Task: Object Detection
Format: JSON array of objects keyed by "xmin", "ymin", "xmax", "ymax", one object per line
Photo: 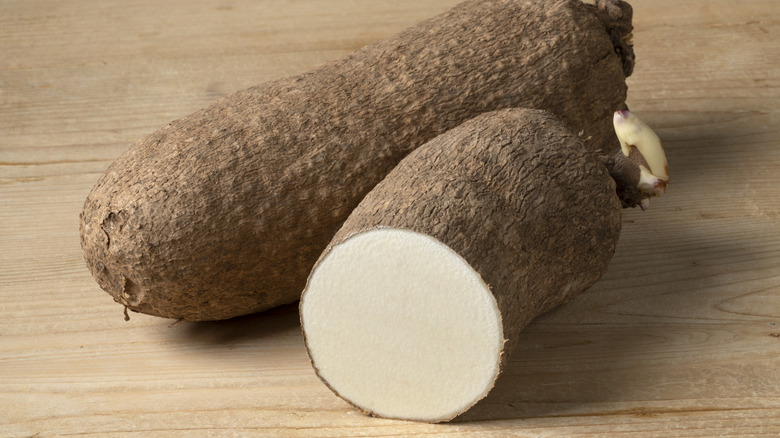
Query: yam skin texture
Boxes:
[
  {"xmin": 80, "ymin": 0, "xmax": 634, "ymax": 321},
  {"xmin": 300, "ymin": 108, "xmax": 622, "ymax": 422}
]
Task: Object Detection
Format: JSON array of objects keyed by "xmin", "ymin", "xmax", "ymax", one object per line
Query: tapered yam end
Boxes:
[{"xmin": 300, "ymin": 228, "xmax": 504, "ymax": 423}]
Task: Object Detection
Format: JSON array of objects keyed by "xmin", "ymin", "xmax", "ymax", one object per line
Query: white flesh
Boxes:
[{"xmin": 301, "ymin": 228, "xmax": 505, "ymax": 422}]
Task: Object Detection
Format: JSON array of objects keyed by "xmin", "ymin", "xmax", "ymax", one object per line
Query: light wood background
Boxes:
[{"xmin": 2, "ymin": 0, "xmax": 779, "ymax": 436}]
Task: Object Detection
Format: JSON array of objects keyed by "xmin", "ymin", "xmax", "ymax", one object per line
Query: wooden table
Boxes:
[{"xmin": 2, "ymin": 0, "xmax": 778, "ymax": 436}]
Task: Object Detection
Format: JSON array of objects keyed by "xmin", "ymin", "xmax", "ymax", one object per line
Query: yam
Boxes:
[
  {"xmin": 300, "ymin": 108, "xmax": 622, "ymax": 422},
  {"xmin": 80, "ymin": 0, "xmax": 634, "ymax": 320}
]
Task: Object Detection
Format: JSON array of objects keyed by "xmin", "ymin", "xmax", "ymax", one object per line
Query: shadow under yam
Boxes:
[{"xmin": 168, "ymin": 302, "xmax": 301, "ymax": 346}]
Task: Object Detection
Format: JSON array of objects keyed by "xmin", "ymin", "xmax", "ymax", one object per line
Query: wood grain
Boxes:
[{"xmin": 1, "ymin": 0, "xmax": 779, "ymax": 436}]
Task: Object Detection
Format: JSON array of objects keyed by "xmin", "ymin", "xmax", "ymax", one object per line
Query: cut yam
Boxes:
[{"xmin": 300, "ymin": 108, "xmax": 622, "ymax": 422}]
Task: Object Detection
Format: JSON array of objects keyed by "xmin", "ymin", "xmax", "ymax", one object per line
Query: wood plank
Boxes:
[{"xmin": 1, "ymin": 0, "xmax": 779, "ymax": 436}]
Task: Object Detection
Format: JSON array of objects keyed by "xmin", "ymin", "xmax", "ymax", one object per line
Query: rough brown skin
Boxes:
[
  {"xmin": 80, "ymin": 0, "xmax": 634, "ymax": 321},
  {"xmin": 302, "ymin": 108, "xmax": 622, "ymax": 421},
  {"xmin": 606, "ymin": 144, "xmax": 653, "ymax": 208}
]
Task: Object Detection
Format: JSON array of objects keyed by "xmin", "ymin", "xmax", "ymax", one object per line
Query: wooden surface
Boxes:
[{"xmin": 1, "ymin": 0, "xmax": 779, "ymax": 436}]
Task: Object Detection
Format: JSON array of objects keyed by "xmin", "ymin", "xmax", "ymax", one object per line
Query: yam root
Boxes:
[
  {"xmin": 300, "ymin": 108, "xmax": 622, "ymax": 422},
  {"xmin": 80, "ymin": 0, "xmax": 635, "ymax": 321}
]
